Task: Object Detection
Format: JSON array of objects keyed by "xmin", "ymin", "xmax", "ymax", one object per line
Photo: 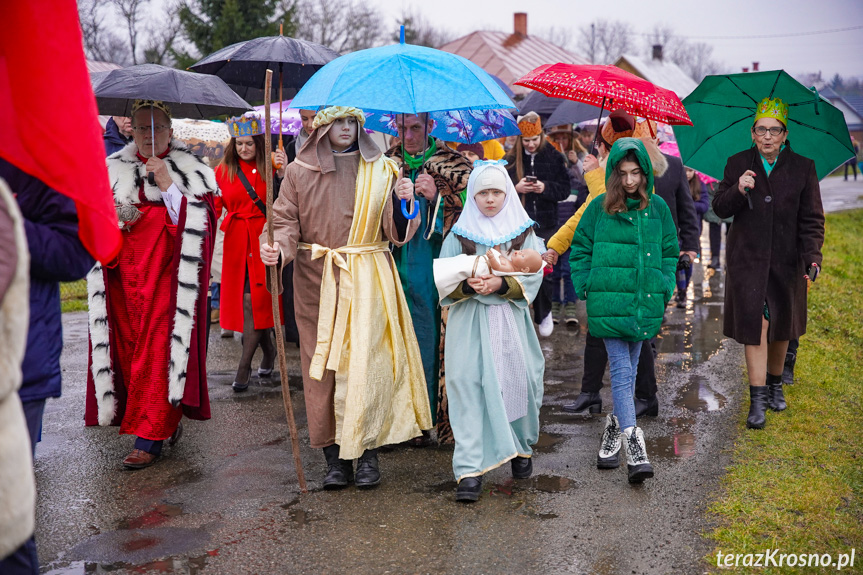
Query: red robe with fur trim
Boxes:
[{"xmin": 85, "ymin": 141, "xmax": 216, "ymax": 439}]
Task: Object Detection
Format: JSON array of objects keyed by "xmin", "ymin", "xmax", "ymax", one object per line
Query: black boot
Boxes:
[
  {"xmin": 766, "ymin": 373, "xmax": 787, "ymax": 412},
  {"xmin": 634, "ymin": 395, "xmax": 659, "ymax": 418},
  {"xmin": 746, "ymin": 386, "xmax": 769, "ymax": 429},
  {"xmin": 562, "ymin": 392, "xmax": 602, "ymax": 414},
  {"xmin": 511, "ymin": 456, "xmax": 533, "ymax": 479},
  {"xmin": 456, "ymin": 476, "xmax": 482, "ymax": 502},
  {"xmin": 322, "ymin": 444, "xmax": 353, "ymax": 490},
  {"xmin": 781, "ymin": 351, "xmax": 796, "ymax": 385},
  {"xmin": 355, "ymin": 449, "xmax": 381, "ymax": 488}
]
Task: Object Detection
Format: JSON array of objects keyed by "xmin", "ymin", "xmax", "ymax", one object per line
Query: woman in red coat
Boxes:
[{"xmin": 215, "ymin": 116, "xmax": 286, "ymax": 391}]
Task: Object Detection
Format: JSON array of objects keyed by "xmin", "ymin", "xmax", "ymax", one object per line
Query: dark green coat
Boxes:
[{"xmin": 569, "ymin": 138, "xmax": 679, "ymax": 341}]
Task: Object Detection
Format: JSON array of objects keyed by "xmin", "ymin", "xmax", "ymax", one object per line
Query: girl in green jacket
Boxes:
[{"xmin": 569, "ymin": 138, "xmax": 678, "ymax": 483}]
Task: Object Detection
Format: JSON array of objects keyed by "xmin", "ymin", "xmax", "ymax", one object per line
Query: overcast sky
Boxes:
[{"xmin": 368, "ymin": 0, "xmax": 863, "ymax": 79}]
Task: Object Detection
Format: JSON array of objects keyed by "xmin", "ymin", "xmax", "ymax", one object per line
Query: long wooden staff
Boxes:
[{"xmin": 264, "ymin": 69, "xmax": 307, "ymax": 493}]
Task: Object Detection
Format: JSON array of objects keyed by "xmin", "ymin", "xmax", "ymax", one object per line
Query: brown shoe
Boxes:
[
  {"xmin": 168, "ymin": 422, "xmax": 183, "ymax": 446},
  {"xmin": 122, "ymin": 449, "xmax": 159, "ymax": 469}
]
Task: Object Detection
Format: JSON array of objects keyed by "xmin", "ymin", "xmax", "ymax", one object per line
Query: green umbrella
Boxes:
[{"xmin": 673, "ymin": 70, "xmax": 855, "ymax": 181}]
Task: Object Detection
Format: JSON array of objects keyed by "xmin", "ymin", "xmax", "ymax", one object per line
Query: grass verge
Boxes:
[
  {"xmin": 61, "ymin": 279, "xmax": 88, "ymax": 313},
  {"xmin": 706, "ymin": 209, "xmax": 863, "ymax": 572}
]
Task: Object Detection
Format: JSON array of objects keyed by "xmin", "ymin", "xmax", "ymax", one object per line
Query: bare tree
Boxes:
[
  {"xmin": 395, "ymin": 7, "xmax": 454, "ymax": 48},
  {"xmin": 112, "ymin": 0, "xmax": 148, "ymax": 65},
  {"xmin": 78, "ymin": 0, "xmax": 132, "ymax": 65},
  {"xmin": 143, "ymin": 1, "xmax": 185, "ymax": 65},
  {"xmin": 536, "ymin": 26, "xmax": 576, "ymax": 52},
  {"xmin": 577, "ymin": 20, "xmax": 635, "ymax": 65},
  {"xmin": 642, "ymin": 24, "xmax": 724, "ymax": 82},
  {"xmin": 291, "ymin": 0, "xmax": 384, "ymax": 54}
]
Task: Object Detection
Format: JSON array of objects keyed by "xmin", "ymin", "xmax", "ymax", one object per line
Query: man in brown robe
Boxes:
[{"xmin": 261, "ymin": 106, "xmax": 431, "ymax": 490}]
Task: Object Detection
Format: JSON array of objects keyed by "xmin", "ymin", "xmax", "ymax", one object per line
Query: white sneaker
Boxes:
[{"xmin": 538, "ymin": 312, "xmax": 554, "ymax": 337}]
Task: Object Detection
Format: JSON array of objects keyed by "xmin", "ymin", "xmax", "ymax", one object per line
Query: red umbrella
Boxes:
[
  {"xmin": 515, "ymin": 63, "xmax": 692, "ymax": 152},
  {"xmin": 515, "ymin": 63, "xmax": 692, "ymax": 126}
]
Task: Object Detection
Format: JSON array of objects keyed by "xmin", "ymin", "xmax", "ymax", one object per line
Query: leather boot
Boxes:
[
  {"xmin": 634, "ymin": 395, "xmax": 659, "ymax": 418},
  {"xmin": 623, "ymin": 427, "xmax": 654, "ymax": 484},
  {"xmin": 355, "ymin": 449, "xmax": 381, "ymax": 488},
  {"xmin": 456, "ymin": 476, "xmax": 482, "ymax": 502},
  {"xmin": 597, "ymin": 413, "xmax": 622, "ymax": 469},
  {"xmin": 746, "ymin": 386, "xmax": 769, "ymax": 429},
  {"xmin": 766, "ymin": 373, "xmax": 787, "ymax": 412},
  {"xmin": 511, "ymin": 456, "xmax": 533, "ymax": 479},
  {"xmin": 322, "ymin": 444, "xmax": 353, "ymax": 490},
  {"xmin": 781, "ymin": 351, "xmax": 796, "ymax": 385},
  {"xmin": 562, "ymin": 391, "xmax": 602, "ymax": 414}
]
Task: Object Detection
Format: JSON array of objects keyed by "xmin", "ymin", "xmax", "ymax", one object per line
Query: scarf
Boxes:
[
  {"xmin": 450, "ymin": 160, "xmax": 535, "ymax": 247},
  {"xmin": 402, "ymin": 137, "xmax": 437, "ymax": 175}
]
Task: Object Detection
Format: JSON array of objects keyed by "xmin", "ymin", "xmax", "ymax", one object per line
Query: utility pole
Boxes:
[{"xmin": 590, "ymin": 23, "xmax": 595, "ymax": 64}]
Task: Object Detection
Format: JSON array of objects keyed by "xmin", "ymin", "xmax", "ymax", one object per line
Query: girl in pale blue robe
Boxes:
[{"xmin": 437, "ymin": 160, "xmax": 546, "ymax": 502}]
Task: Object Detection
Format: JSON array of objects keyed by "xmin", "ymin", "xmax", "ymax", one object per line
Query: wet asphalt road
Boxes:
[
  {"xmin": 36, "ymin": 258, "xmax": 740, "ymax": 575},
  {"xmin": 33, "ymin": 179, "xmax": 863, "ymax": 575}
]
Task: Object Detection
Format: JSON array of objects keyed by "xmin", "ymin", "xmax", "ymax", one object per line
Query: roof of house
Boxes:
[
  {"xmin": 439, "ymin": 31, "xmax": 589, "ymax": 96},
  {"xmin": 615, "ymin": 54, "xmax": 697, "ymax": 99}
]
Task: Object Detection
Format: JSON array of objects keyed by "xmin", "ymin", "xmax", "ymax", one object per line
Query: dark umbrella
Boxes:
[
  {"xmin": 190, "ymin": 27, "xmax": 340, "ymax": 168},
  {"xmin": 93, "ymin": 63, "xmax": 252, "ymax": 118},
  {"xmin": 489, "ymin": 73, "xmax": 516, "ymax": 99},
  {"xmin": 546, "ymin": 100, "xmax": 610, "ymax": 127}
]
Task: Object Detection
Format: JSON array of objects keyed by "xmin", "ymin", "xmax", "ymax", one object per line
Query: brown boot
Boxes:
[{"xmin": 122, "ymin": 449, "xmax": 159, "ymax": 469}]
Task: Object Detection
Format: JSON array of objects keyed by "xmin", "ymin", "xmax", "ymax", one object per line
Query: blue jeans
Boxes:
[
  {"xmin": 550, "ymin": 248, "xmax": 577, "ymax": 304},
  {"xmin": 603, "ymin": 338, "xmax": 643, "ymax": 430}
]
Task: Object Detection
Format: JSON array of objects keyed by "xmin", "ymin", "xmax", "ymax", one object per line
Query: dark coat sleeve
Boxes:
[
  {"xmin": 23, "ymin": 193, "xmax": 95, "ymax": 282},
  {"xmin": 713, "ymin": 151, "xmax": 752, "ymax": 219},
  {"xmin": 668, "ymin": 157, "xmax": 700, "ymax": 252},
  {"xmin": 797, "ymin": 158, "xmax": 825, "ymax": 268},
  {"xmin": 540, "ymin": 148, "xmax": 572, "ymax": 203}
]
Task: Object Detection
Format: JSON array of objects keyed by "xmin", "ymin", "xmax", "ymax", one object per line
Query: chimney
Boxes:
[
  {"xmin": 652, "ymin": 45, "xmax": 663, "ymax": 62},
  {"xmin": 752, "ymin": 61, "xmax": 760, "ymax": 71},
  {"xmin": 514, "ymin": 13, "xmax": 527, "ymax": 36},
  {"xmin": 742, "ymin": 67, "xmax": 750, "ymax": 73}
]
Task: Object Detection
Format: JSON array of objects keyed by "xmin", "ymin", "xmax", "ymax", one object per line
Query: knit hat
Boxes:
[
  {"xmin": 754, "ymin": 97, "xmax": 789, "ymax": 127},
  {"xmin": 517, "ymin": 111, "xmax": 542, "ymax": 137},
  {"xmin": 472, "ymin": 164, "xmax": 508, "ymax": 194},
  {"xmin": 456, "ymin": 142, "xmax": 485, "ymax": 159}
]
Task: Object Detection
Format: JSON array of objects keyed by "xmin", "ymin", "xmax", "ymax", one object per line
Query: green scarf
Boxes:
[{"xmin": 402, "ymin": 137, "xmax": 437, "ymax": 176}]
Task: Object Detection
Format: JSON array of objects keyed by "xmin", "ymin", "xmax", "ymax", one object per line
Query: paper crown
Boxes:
[
  {"xmin": 226, "ymin": 114, "xmax": 265, "ymax": 137},
  {"xmin": 517, "ymin": 112, "xmax": 542, "ymax": 137},
  {"xmin": 754, "ymin": 97, "xmax": 789, "ymax": 126}
]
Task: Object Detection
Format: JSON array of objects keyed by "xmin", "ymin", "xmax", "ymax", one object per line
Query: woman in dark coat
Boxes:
[
  {"xmin": 505, "ymin": 112, "xmax": 571, "ymax": 335},
  {"xmin": 713, "ymin": 97, "xmax": 824, "ymax": 430}
]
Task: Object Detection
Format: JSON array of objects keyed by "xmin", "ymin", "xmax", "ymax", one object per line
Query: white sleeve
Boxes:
[{"xmin": 161, "ymin": 183, "xmax": 184, "ymax": 225}]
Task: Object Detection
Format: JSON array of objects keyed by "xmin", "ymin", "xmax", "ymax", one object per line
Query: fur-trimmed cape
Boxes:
[{"xmin": 86, "ymin": 140, "xmax": 217, "ymax": 426}]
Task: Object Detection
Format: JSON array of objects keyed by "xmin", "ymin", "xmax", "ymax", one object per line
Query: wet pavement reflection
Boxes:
[{"xmin": 40, "ymin": 249, "xmax": 746, "ymax": 574}]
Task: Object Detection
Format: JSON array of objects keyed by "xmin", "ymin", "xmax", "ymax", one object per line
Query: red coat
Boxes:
[{"xmin": 215, "ymin": 160, "xmax": 283, "ymax": 331}]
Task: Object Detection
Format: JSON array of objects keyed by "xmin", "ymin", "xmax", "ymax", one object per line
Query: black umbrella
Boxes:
[
  {"xmin": 190, "ymin": 29, "xmax": 339, "ymax": 166},
  {"xmin": 93, "ymin": 63, "xmax": 253, "ymax": 118},
  {"xmin": 517, "ymin": 90, "xmax": 562, "ymax": 116},
  {"xmin": 546, "ymin": 99, "xmax": 610, "ymax": 128}
]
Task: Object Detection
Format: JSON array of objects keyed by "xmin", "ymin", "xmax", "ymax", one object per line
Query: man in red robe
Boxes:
[{"xmin": 85, "ymin": 100, "xmax": 217, "ymax": 469}]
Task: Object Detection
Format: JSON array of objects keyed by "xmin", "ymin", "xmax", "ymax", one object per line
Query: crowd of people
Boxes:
[{"xmin": 0, "ymin": 92, "xmax": 826, "ymax": 571}]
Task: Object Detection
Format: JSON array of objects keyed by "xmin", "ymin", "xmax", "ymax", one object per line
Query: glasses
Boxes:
[
  {"xmin": 753, "ymin": 126, "xmax": 785, "ymax": 137},
  {"xmin": 131, "ymin": 125, "xmax": 171, "ymax": 134}
]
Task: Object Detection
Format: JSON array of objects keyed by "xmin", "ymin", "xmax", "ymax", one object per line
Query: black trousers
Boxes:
[{"xmin": 580, "ymin": 331, "xmax": 657, "ymax": 399}]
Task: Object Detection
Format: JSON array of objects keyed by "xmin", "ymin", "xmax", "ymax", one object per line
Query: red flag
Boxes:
[{"xmin": 0, "ymin": 1, "xmax": 121, "ymax": 263}]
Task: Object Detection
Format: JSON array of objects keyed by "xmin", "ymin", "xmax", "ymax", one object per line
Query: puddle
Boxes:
[
  {"xmin": 287, "ymin": 507, "xmax": 320, "ymax": 527},
  {"xmin": 647, "ymin": 432, "xmax": 697, "ymax": 460},
  {"xmin": 530, "ymin": 474, "xmax": 575, "ymax": 493},
  {"xmin": 675, "ymin": 375, "xmax": 726, "ymax": 412},
  {"xmin": 657, "ymin": 303, "xmax": 725, "ymax": 369},
  {"xmin": 533, "ymin": 432, "xmax": 564, "ymax": 453},
  {"xmin": 44, "ymin": 552, "xmax": 214, "ymax": 575},
  {"xmin": 67, "ymin": 527, "xmax": 211, "ymax": 565},
  {"xmin": 117, "ymin": 503, "xmax": 183, "ymax": 530}
]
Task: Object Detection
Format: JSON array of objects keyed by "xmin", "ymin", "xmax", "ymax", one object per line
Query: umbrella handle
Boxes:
[
  {"xmin": 401, "ymin": 198, "xmax": 419, "ymax": 219},
  {"xmin": 148, "ymin": 172, "xmax": 156, "ymax": 186}
]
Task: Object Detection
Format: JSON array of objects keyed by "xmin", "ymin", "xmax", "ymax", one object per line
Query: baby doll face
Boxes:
[
  {"xmin": 475, "ymin": 187, "xmax": 506, "ymax": 216},
  {"xmin": 509, "ymin": 249, "xmax": 544, "ymax": 273},
  {"xmin": 327, "ymin": 116, "xmax": 359, "ymax": 152}
]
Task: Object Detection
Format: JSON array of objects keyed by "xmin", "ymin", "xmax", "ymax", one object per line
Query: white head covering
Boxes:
[{"xmin": 450, "ymin": 160, "xmax": 535, "ymax": 247}]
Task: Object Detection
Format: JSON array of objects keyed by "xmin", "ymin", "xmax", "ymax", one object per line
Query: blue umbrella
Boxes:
[
  {"xmin": 364, "ymin": 108, "xmax": 521, "ymax": 144},
  {"xmin": 292, "ymin": 28, "xmax": 515, "ymax": 218},
  {"xmin": 489, "ymin": 73, "xmax": 516, "ymax": 100}
]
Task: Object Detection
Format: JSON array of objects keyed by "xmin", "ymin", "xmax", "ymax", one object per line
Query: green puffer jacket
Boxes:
[{"xmin": 569, "ymin": 138, "xmax": 679, "ymax": 341}]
